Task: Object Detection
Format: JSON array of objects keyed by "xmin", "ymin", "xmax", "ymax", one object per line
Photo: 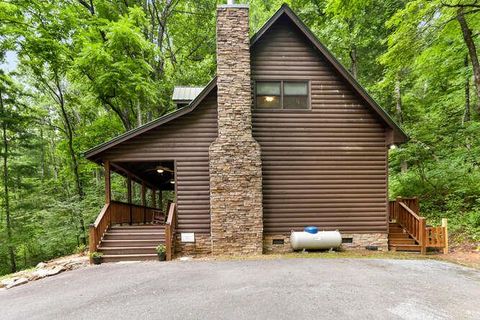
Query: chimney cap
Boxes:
[{"xmin": 219, "ymin": 0, "xmax": 248, "ymax": 8}]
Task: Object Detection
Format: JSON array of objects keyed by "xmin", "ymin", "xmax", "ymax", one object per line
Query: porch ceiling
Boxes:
[{"xmin": 110, "ymin": 161, "xmax": 175, "ymax": 191}]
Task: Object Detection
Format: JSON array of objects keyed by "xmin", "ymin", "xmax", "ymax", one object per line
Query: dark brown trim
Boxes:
[{"xmin": 254, "ymin": 80, "xmax": 311, "ymax": 110}]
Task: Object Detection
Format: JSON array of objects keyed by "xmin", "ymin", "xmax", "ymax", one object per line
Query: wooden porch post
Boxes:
[
  {"xmin": 142, "ymin": 182, "xmax": 146, "ymax": 224},
  {"xmin": 419, "ymin": 217, "xmax": 426, "ymax": 255},
  {"xmin": 442, "ymin": 218, "xmax": 449, "ymax": 254},
  {"xmin": 159, "ymin": 190, "xmax": 163, "ymax": 212},
  {"xmin": 151, "ymin": 189, "xmax": 157, "ymax": 208},
  {"xmin": 127, "ymin": 175, "xmax": 132, "ymax": 225},
  {"xmin": 104, "ymin": 161, "xmax": 111, "ymax": 204}
]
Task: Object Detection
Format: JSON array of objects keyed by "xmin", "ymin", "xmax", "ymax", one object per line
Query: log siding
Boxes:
[
  {"xmin": 101, "ymin": 93, "xmax": 218, "ymax": 233},
  {"xmin": 251, "ymin": 17, "xmax": 388, "ymax": 234}
]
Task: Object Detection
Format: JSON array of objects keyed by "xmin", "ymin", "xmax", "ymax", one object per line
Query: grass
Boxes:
[
  {"xmin": 197, "ymin": 250, "xmax": 427, "ymax": 262},
  {"xmin": 0, "ymin": 267, "xmax": 36, "ymax": 282},
  {"xmin": 195, "ymin": 249, "xmax": 480, "ymax": 269}
]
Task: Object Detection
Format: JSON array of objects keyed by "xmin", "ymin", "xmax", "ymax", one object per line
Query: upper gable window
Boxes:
[
  {"xmin": 255, "ymin": 81, "xmax": 309, "ymax": 109},
  {"xmin": 256, "ymin": 82, "xmax": 281, "ymax": 109}
]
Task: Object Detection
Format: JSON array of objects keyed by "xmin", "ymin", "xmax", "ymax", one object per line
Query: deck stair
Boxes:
[
  {"xmin": 97, "ymin": 224, "xmax": 165, "ymax": 263},
  {"xmin": 388, "ymin": 222, "xmax": 421, "ymax": 252}
]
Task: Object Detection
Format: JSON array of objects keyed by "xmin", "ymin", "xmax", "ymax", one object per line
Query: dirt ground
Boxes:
[{"xmin": 439, "ymin": 243, "xmax": 480, "ymax": 269}]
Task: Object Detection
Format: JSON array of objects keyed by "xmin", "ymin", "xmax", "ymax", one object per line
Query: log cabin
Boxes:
[{"xmin": 85, "ymin": 2, "xmax": 447, "ymax": 262}]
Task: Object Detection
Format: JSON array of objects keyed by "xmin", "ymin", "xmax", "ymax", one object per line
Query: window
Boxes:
[
  {"xmin": 255, "ymin": 81, "xmax": 309, "ymax": 109},
  {"xmin": 256, "ymin": 82, "xmax": 281, "ymax": 109}
]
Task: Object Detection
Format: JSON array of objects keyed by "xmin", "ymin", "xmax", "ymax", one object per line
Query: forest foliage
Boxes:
[{"xmin": 1, "ymin": 0, "xmax": 479, "ymax": 275}]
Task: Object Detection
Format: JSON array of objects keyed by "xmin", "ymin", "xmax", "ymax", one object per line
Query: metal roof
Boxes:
[{"xmin": 172, "ymin": 86, "xmax": 204, "ymax": 102}]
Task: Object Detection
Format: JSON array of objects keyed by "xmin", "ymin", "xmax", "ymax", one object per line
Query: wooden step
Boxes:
[
  {"xmin": 98, "ymin": 246, "xmax": 157, "ymax": 255},
  {"xmin": 389, "ymin": 244, "xmax": 421, "ymax": 252},
  {"xmin": 101, "ymin": 254, "xmax": 159, "ymax": 263},
  {"xmin": 388, "ymin": 238, "xmax": 417, "ymax": 245},
  {"xmin": 388, "ymin": 232, "xmax": 411, "ymax": 239},
  {"xmin": 389, "ymin": 229, "xmax": 404, "ymax": 233},
  {"xmin": 104, "ymin": 233, "xmax": 165, "ymax": 240},
  {"xmin": 101, "ymin": 239, "xmax": 164, "ymax": 247},
  {"xmin": 110, "ymin": 225, "xmax": 164, "ymax": 230},
  {"xmin": 108, "ymin": 228, "xmax": 165, "ymax": 234}
]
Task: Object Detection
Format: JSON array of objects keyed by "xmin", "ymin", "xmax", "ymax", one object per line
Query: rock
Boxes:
[
  {"xmin": 1, "ymin": 277, "xmax": 17, "ymax": 288},
  {"xmin": 5, "ymin": 277, "xmax": 28, "ymax": 289},
  {"xmin": 36, "ymin": 262, "xmax": 47, "ymax": 269},
  {"xmin": 179, "ymin": 257, "xmax": 192, "ymax": 261},
  {"xmin": 31, "ymin": 265, "xmax": 65, "ymax": 280}
]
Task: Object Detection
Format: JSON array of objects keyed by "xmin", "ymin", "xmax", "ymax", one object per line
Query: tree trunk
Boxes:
[
  {"xmin": 0, "ymin": 90, "xmax": 17, "ymax": 273},
  {"xmin": 395, "ymin": 77, "xmax": 403, "ymax": 124},
  {"xmin": 137, "ymin": 101, "xmax": 142, "ymax": 127},
  {"xmin": 349, "ymin": 46, "xmax": 358, "ymax": 79},
  {"xmin": 463, "ymin": 55, "xmax": 471, "ymax": 124},
  {"xmin": 55, "ymin": 79, "xmax": 87, "ymax": 245},
  {"xmin": 457, "ymin": 8, "xmax": 480, "ymax": 115}
]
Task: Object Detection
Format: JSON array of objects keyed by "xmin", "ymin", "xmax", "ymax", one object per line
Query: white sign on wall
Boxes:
[{"xmin": 181, "ymin": 233, "xmax": 195, "ymax": 243}]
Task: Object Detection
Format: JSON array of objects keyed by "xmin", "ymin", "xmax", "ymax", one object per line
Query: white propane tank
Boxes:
[{"xmin": 290, "ymin": 230, "xmax": 342, "ymax": 250}]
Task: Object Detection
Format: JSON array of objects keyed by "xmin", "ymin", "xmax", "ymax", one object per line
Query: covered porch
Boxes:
[{"xmin": 88, "ymin": 160, "xmax": 178, "ymax": 263}]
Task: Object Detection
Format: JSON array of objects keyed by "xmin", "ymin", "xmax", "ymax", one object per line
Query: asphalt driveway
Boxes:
[{"xmin": 1, "ymin": 258, "xmax": 479, "ymax": 320}]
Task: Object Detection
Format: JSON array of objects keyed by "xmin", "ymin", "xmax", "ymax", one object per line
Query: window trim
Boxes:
[{"xmin": 254, "ymin": 80, "xmax": 311, "ymax": 110}]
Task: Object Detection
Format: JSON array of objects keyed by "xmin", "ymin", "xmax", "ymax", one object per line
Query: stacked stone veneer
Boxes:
[
  {"xmin": 264, "ymin": 233, "xmax": 388, "ymax": 253},
  {"xmin": 175, "ymin": 234, "xmax": 212, "ymax": 256},
  {"xmin": 209, "ymin": 4, "xmax": 263, "ymax": 255}
]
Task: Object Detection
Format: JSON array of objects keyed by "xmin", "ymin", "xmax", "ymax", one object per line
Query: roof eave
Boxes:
[{"xmin": 83, "ymin": 77, "xmax": 218, "ymax": 160}]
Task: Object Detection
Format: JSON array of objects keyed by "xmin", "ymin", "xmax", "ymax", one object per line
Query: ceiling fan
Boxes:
[{"xmin": 145, "ymin": 166, "xmax": 174, "ymax": 174}]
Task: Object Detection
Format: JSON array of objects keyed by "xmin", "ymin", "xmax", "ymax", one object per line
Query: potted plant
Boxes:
[
  {"xmin": 90, "ymin": 252, "xmax": 103, "ymax": 265},
  {"xmin": 156, "ymin": 244, "xmax": 166, "ymax": 261}
]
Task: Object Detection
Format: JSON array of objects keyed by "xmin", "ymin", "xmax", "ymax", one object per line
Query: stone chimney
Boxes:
[{"xmin": 209, "ymin": 2, "xmax": 263, "ymax": 255}]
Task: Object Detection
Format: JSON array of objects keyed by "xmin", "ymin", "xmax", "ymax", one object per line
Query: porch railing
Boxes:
[
  {"xmin": 88, "ymin": 201, "xmax": 165, "ymax": 262},
  {"xmin": 165, "ymin": 202, "xmax": 177, "ymax": 261},
  {"xmin": 389, "ymin": 197, "xmax": 448, "ymax": 254},
  {"xmin": 89, "ymin": 203, "xmax": 112, "ymax": 263}
]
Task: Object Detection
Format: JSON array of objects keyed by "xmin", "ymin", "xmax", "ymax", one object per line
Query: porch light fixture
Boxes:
[
  {"xmin": 157, "ymin": 168, "xmax": 164, "ymax": 174},
  {"xmin": 170, "ymin": 180, "xmax": 175, "ymax": 184},
  {"xmin": 265, "ymin": 96, "xmax": 274, "ymax": 102}
]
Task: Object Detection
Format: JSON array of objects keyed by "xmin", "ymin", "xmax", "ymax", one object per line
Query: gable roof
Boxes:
[{"xmin": 85, "ymin": 4, "xmax": 407, "ymax": 161}]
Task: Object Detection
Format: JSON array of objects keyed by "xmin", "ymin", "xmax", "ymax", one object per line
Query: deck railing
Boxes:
[
  {"xmin": 89, "ymin": 201, "xmax": 165, "ymax": 262},
  {"xmin": 165, "ymin": 202, "xmax": 177, "ymax": 261},
  {"xmin": 109, "ymin": 201, "xmax": 163, "ymax": 225},
  {"xmin": 389, "ymin": 197, "xmax": 448, "ymax": 254},
  {"xmin": 89, "ymin": 203, "xmax": 112, "ymax": 263}
]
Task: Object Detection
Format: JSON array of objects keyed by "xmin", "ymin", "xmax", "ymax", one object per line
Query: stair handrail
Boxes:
[
  {"xmin": 89, "ymin": 203, "xmax": 112, "ymax": 263},
  {"xmin": 165, "ymin": 202, "xmax": 177, "ymax": 261},
  {"xmin": 394, "ymin": 197, "xmax": 426, "ymax": 254}
]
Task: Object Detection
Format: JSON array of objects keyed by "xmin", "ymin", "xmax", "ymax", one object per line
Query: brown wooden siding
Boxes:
[
  {"xmin": 251, "ymin": 16, "xmax": 388, "ymax": 234},
  {"xmin": 101, "ymin": 92, "xmax": 218, "ymax": 233}
]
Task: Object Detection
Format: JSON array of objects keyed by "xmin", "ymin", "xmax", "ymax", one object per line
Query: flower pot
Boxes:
[
  {"xmin": 92, "ymin": 256, "xmax": 102, "ymax": 265},
  {"xmin": 158, "ymin": 252, "xmax": 166, "ymax": 261}
]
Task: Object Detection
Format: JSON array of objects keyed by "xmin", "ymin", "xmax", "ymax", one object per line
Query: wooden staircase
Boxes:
[
  {"xmin": 388, "ymin": 222, "xmax": 421, "ymax": 252},
  {"xmin": 388, "ymin": 197, "xmax": 448, "ymax": 254},
  {"xmin": 97, "ymin": 225, "xmax": 165, "ymax": 262},
  {"xmin": 89, "ymin": 201, "xmax": 177, "ymax": 264}
]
